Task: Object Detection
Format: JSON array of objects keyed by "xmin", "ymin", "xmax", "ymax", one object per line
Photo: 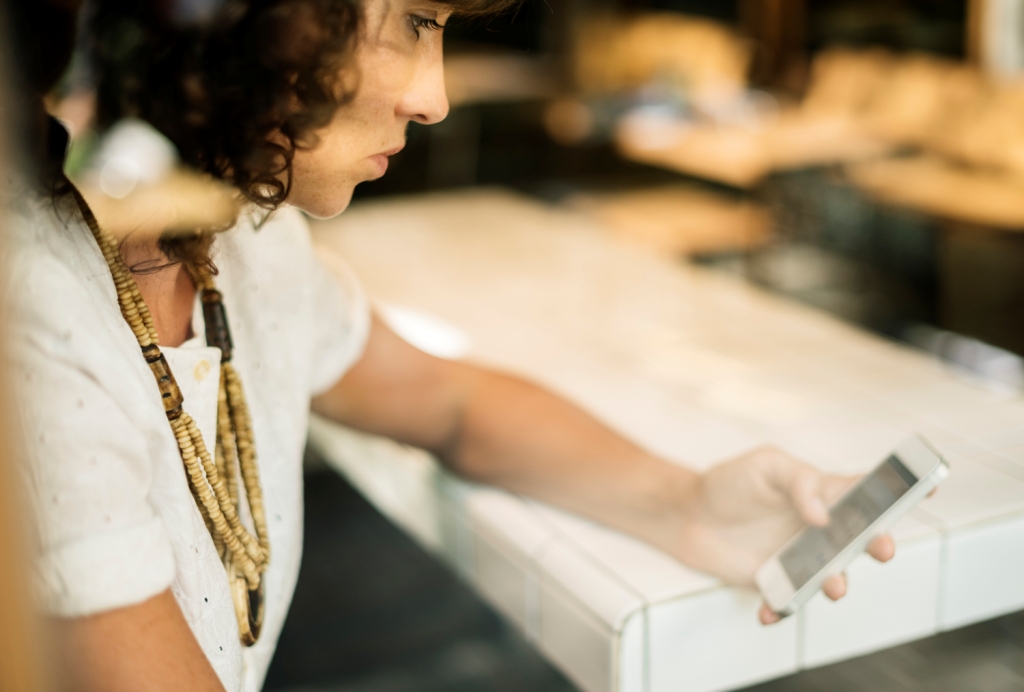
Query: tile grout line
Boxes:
[
  {"xmin": 520, "ymin": 497, "xmax": 653, "ymax": 692},
  {"xmin": 643, "ymin": 605, "xmax": 651, "ymax": 692},
  {"xmin": 936, "ymin": 526, "xmax": 950, "ymax": 632}
]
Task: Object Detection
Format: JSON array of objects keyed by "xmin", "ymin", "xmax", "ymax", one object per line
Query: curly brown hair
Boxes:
[
  {"xmin": 93, "ymin": 0, "xmax": 359, "ymax": 209},
  {"xmin": 92, "ymin": 0, "xmax": 518, "ymax": 210}
]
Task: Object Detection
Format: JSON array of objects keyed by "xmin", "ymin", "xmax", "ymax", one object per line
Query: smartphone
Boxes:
[{"xmin": 756, "ymin": 436, "xmax": 948, "ymax": 616}]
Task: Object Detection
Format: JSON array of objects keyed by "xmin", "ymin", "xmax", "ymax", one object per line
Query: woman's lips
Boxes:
[{"xmin": 369, "ymin": 144, "xmax": 404, "ymax": 177}]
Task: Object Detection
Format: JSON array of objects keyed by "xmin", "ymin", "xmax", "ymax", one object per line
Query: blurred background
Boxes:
[
  {"xmin": 275, "ymin": 2, "xmax": 1024, "ymax": 690},
  {"xmin": 346, "ymin": 0, "xmax": 1024, "ymax": 383},
  {"xmin": 43, "ymin": 1, "xmax": 1024, "ymax": 690}
]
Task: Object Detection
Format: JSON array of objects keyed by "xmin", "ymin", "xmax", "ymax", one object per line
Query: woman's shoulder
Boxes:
[{"xmin": 3, "ymin": 195, "xmax": 128, "ymax": 362}]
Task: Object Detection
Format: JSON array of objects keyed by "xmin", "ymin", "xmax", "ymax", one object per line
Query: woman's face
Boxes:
[{"xmin": 286, "ymin": 0, "xmax": 451, "ymax": 218}]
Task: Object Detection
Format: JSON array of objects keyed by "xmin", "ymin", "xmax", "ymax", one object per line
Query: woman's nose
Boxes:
[{"xmin": 397, "ymin": 54, "xmax": 449, "ymax": 125}]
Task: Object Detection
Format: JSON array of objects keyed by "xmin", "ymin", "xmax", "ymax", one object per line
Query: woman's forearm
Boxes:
[{"xmin": 441, "ymin": 368, "xmax": 700, "ymax": 552}]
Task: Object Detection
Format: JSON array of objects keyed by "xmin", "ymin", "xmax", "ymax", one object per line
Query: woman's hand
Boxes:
[{"xmin": 670, "ymin": 446, "xmax": 895, "ymax": 624}]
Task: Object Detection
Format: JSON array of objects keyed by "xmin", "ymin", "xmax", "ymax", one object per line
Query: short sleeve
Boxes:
[
  {"xmin": 7, "ymin": 260, "xmax": 176, "ymax": 618},
  {"xmin": 307, "ymin": 247, "xmax": 372, "ymax": 395}
]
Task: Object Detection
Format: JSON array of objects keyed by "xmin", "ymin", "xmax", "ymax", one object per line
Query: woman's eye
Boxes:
[{"xmin": 409, "ymin": 15, "xmax": 444, "ymax": 37}]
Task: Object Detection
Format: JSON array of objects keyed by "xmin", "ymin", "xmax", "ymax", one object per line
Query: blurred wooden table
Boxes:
[
  {"xmin": 309, "ymin": 189, "xmax": 1024, "ymax": 692},
  {"xmin": 847, "ymin": 155, "xmax": 1024, "ymax": 230},
  {"xmin": 568, "ymin": 184, "xmax": 770, "ymax": 256},
  {"xmin": 615, "ymin": 114, "xmax": 894, "ymax": 189}
]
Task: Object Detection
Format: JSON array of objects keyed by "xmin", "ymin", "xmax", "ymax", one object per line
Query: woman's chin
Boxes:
[{"xmin": 289, "ymin": 187, "xmax": 355, "ymax": 219}]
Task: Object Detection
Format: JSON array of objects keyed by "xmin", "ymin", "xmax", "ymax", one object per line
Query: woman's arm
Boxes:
[
  {"xmin": 56, "ymin": 590, "xmax": 224, "ymax": 692},
  {"xmin": 313, "ymin": 316, "xmax": 893, "ymax": 620},
  {"xmin": 314, "ymin": 316, "xmax": 695, "ymax": 545}
]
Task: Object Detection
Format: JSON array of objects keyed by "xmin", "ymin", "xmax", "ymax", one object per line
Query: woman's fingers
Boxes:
[
  {"xmin": 759, "ymin": 603, "xmax": 782, "ymax": 625},
  {"xmin": 787, "ymin": 465, "xmax": 829, "ymax": 526},
  {"xmin": 867, "ymin": 534, "xmax": 895, "ymax": 562},
  {"xmin": 759, "ymin": 572, "xmax": 853, "ymax": 624},
  {"xmin": 759, "ymin": 540, "xmax": 888, "ymax": 624},
  {"xmin": 822, "ymin": 573, "xmax": 847, "ymax": 601},
  {"xmin": 822, "ymin": 474, "xmax": 858, "ymax": 504}
]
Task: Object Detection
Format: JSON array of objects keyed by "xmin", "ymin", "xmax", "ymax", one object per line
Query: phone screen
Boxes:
[{"xmin": 780, "ymin": 455, "xmax": 918, "ymax": 590}]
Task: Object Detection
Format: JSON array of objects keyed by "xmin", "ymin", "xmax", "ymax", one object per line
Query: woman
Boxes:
[{"xmin": 6, "ymin": 1, "xmax": 893, "ymax": 691}]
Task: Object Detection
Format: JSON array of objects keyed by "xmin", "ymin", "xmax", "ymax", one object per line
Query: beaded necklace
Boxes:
[{"xmin": 68, "ymin": 181, "xmax": 269, "ymax": 646}]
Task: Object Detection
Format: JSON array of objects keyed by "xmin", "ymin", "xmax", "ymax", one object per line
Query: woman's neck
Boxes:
[{"xmin": 120, "ymin": 237, "xmax": 196, "ymax": 347}]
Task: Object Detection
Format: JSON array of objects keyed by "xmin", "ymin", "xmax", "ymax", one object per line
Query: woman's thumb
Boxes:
[{"xmin": 789, "ymin": 466, "xmax": 829, "ymax": 526}]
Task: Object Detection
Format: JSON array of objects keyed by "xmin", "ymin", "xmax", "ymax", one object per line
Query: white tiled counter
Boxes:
[{"xmin": 308, "ymin": 189, "xmax": 1024, "ymax": 692}]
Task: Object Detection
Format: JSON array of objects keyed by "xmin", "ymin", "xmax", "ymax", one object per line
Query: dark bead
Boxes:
[
  {"xmin": 202, "ymin": 289, "xmax": 234, "ymax": 363},
  {"xmin": 142, "ymin": 344, "xmax": 184, "ymax": 419}
]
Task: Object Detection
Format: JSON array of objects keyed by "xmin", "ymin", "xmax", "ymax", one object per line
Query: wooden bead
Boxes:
[
  {"xmin": 142, "ymin": 345, "xmax": 184, "ymax": 419},
  {"xmin": 201, "ymin": 290, "xmax": 234, "ymax": 363}
]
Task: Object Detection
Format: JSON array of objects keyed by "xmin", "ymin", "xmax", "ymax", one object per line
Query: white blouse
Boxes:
[{"xmin": 4, "ymin": 190, "xmax": 370, "ymax": 691}]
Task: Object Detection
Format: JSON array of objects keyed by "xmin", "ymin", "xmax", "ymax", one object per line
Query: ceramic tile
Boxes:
[
  {"xmin": 437, "ymin": 495, "xmax": 475, "ymax": 581},
  {"xmin": 765, "ymin": 432, "xmax": 911, "ymax": 478},
  {"xmin": 880, "ymin": 380, "xmax": 1010, "ymax": 415},
  {"xmin": 908, "ymin": 424, "xmax": 986, "ymax": 461},
  {"xmin": 535, "ymin": 541, "xmax": 645, "ymax": 631},
  {"xmin": 939, "ymin": 512, "xmax": 1024, "ymax": 630},
  {"xmin": 646, "ymin": 416, "xmax": 764, "ymax": 471},
  {"xmin": 970, "ymin": 452, "xmax": 1024, "ymax": 483},
  {"xmin": 769, "ymin": 419, "xmax": 911, "ymax": 475},
  {"xmin": 463, "ymin": 491, "xmax": 558, "ymax": 635},
  {"xmin": 697, "ymin": 374, "xmax": 860, "ymax": 428},
  {"xmin": 917, "ymin": 401, "xmax": 1024, "ymax": 442},
  {"xmin": 472, "ymin": 530, "xmax": 531, "ymax": 631},
  {"xmin": 647, "ymin": 587, "xmax": 799, "ymax": 692},
  {"xmin": 913, "ymin": 456, "xmax": 1024, "ymax": 529},
  {"xmin": 801, "ymin": 350, "xmax": 947, "ymax": 395},
  {"xmin": 799, "ymin": 531, "xmax": 941, "ymax": 668},
  {"xmin": 994, "ymin": 444, "xmax": 1024, "ymax": 469},
  {"xmin": 536, "ymin": 551, "xmax": 624, "ymax": 692},
  {"xmin": 532, "ymin": 369, "xmax": 752, "ymax": 470},
  {"xmin": 617, "ymin": 611, "xmax": 646, "ymax": 692},
  {"xmin": 965, "ymin": 425, "xmax": 1024, "ymax": 452},
  {"xmin": 467, "ymin": 489, "xmax": 556, "ymax": 558},
  {"xmin": 763, "ymin": 433, "xmax": 851, "ymax": 473},
  {"xmin": 768, "ymin": 402, "xmax": 888, "ymax": 435},
  {"xmin": 377, "ymin": 302, "xmax": 472, "ymax": 359},
  {"xmin": 529, "ymin": 502, "xmax": 719, "ymax": 603},
  {"xmin": 628, "ymin": 336, "xmax": 761, "ymax": 390},
  {"xmin": 889, "ymin": 514, "xmax": 940, "ymax": 542}
]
